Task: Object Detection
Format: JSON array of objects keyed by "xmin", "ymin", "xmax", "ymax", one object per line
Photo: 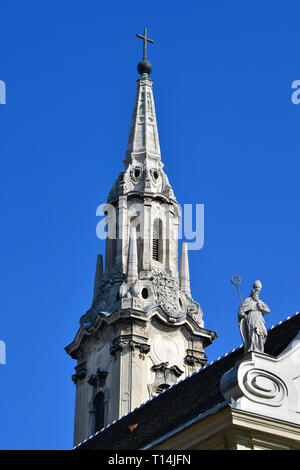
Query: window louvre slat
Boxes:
[{"xmin": 152, "ymin": 219, "xmax": 160, "ymax": 261}]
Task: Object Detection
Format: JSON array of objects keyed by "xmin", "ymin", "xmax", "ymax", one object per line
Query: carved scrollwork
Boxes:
[
  {"xmin": 110, "ymin": 336, "xmax": 150, "ymax": 358},
  {"xmin": 110, "ymin": 339, "xmax": 127, "ymax": 356},
  {"xmin": 185, "ymin": 349, "xmax": 207, "ymax": 368},
  {"xmin": 87, "ymin": 369, "xmax": 108, "ymax": 389},
  {"xmin": 80, "ymin": 271, "xmax": 126, "ymax": 326},
  {"xmin": 187, "ymin": 301, "xmax": 204, "ymax": 326},
  {"xmin": 162, "ymin": 185, "xmax": 174, "ymax": 198},
  {"xmin": 130, "ymin": 341, "xmax": 151, "ymax": 356},
  {"xmin": 72, "ymin": 363, "xmax": 87, "ymax": 384},
  {"xmin": 242, "ymin": 368, "xmax": 288, "ymax": 406},
  {"xmin": 187, "ymin": 302, "xmax": 199, "ymax": 315}
]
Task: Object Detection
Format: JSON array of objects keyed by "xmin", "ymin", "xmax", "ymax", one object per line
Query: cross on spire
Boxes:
[{"xmin": 137, "ymin": 28, "xmax": 154, "ymax": 60}]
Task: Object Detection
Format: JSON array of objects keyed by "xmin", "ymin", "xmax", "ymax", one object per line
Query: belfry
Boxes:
[{"xmin": 65, "ymin": 30, "xmax": 217, "ymax": 447}]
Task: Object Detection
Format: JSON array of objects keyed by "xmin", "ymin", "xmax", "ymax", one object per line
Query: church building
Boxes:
[{"xmin": 65, "ymin": 31, "xmax": 300, "ymax": 451}]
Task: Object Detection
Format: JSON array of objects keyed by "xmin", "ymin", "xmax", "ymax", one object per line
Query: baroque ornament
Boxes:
[
  {"xmin": 242, "ymin": 368, "xmax": 287, "ymax": 406},
  {"xmin": 130, "ymin": 165, "xmax": 143, "ymax": 184},
  {"xmin": 80, "ymin": 272, "xmax": 125, "ymax": 326},
  {"xmin": 152, "ymin": 270, "xmax": 181, "ymax": 316},
  {"xmin": 187, "ymin": 301, "xmax": 203, "ymax": 326}
]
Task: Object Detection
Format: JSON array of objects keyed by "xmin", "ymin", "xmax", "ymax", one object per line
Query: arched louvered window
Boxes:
[
  {"xmin": 93, "ymin": 392, "xmax": 105, "ymax": 433},
  {"xmin": 153, "ymin": 218, "xmax": 163, "ymax": 262}
]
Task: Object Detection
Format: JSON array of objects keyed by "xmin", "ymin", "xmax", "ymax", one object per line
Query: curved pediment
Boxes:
[{"xmin": 144, "ymin": 305, "xmax": 217, "ymax": 345}]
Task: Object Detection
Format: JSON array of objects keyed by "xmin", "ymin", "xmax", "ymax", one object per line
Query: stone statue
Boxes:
[{"xmin": 238, "ymin": 280, "xmax": 270, "ymax": 353}]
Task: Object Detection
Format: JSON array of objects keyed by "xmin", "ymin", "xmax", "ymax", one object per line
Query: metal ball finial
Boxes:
[{"xmin": 137, "ymin": 59, "xmax": 152, "ymax": 76}]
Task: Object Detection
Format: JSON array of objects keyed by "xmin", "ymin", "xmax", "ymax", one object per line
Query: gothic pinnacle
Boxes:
[
  {"xmin": 179, "ymin": 243, "xmax": 191, "ymax": 297},
  {"xmin": 127, "ymin": 224, "xmax": 138, "ymax": 284}
]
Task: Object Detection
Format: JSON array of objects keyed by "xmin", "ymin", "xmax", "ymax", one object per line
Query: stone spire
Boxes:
[
  {"xmin": 124, "ymin": 29, "xmax": 160, "ymax": 168},
  {"xmin": 108, "ymin": 46, "xmax": 175, "ymax": 205},
  {"xmin": 124, "ymin": 75, "xmax": 161, "ymax": 167}
]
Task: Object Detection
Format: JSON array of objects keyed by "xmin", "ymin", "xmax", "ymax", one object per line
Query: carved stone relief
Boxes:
[
  {"xmin": 149, "ymin": 362, "xmax": 184, "ymax": 396},
  {"xmin": 187, "ymin": 301, "xmax": 204, "ymax": 327},
  {"xmin": 220, "ymin": 346, "xmax": 300, "ymax": 425},
  {"xmin": 152, "ymin": 270, "xmax": 181, "ymax": 317}
]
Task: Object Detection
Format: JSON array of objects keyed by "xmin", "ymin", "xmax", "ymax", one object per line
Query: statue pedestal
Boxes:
[{"xmin": 220, "ymin": 346, "xmax": 300, "ymax": 424}]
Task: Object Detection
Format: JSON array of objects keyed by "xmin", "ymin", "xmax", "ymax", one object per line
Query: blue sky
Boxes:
[{"xmin": 0, "ymin": 0, "xmax": 299, "ymax": 449}]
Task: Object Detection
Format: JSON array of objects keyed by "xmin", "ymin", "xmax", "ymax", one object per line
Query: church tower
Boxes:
[{"xmin": 65, "ymin": 30, "xmax": 217, "ymax": 447}]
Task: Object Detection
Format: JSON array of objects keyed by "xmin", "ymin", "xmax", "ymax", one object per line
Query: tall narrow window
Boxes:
[
  {"xmin": 153, "ymin": 219, "xmax": 162, "ymax": 262},
  {"xmin": 93, "ymin": 392, "xmax": 105, "ymax": 433}
]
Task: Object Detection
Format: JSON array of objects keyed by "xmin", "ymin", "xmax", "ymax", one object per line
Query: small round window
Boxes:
[{"xmin": 142, "ymin": 288, "xmax": 149, "ymax": 299}]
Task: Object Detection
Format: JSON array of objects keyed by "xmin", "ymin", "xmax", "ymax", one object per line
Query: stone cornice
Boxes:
[
  {"xmin": 108, "ymin": 190, "xmax": 178, "ymax": 207},
  {"xmin": 150, "ymin": 405, "xmax": 300, "ymax": 450},
  {"xmin": 65, "ymin": 306, "xmax": 217, "ymax": 359},
  {"xmin": 230, "ymin": 408, "xmax": 300, "ymax": 441}
]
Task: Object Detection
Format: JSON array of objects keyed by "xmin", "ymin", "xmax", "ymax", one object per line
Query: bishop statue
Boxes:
[{"xmin": 238, "ymin": 280, "xmax": 270, "ymax": 353}]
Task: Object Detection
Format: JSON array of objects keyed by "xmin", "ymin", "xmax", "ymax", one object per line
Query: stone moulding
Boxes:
[{"xmin": 65, "ymin": 306, "xmax": 216, "ymax": 360}]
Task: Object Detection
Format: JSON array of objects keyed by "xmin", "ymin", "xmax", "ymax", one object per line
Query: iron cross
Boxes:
[{"xmin": 137, "ymin": 28, "xmax": 154, "ymax": 60}]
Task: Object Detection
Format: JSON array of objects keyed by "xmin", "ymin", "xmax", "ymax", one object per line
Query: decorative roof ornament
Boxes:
[
  {"xmin": 136, "ymin": 28, "xmax": 154, "ymax": 76},
  {"xmin": 231, "ymin": 275, "xmax": 271, "ymax": 353}
]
